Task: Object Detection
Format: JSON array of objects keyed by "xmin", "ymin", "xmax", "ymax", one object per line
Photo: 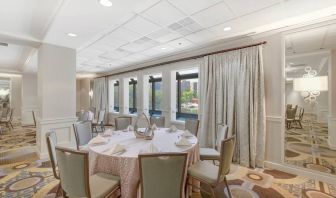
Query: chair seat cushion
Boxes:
[
  {"xmin": 90, "ymin": 172, "xmax": 120, "ymax": 198},
  {"xmin": 188, "ymin": 161, "xmax": 218, "ymax": 185},
  {"xmin": 199, "ymin": 148, "xmax": 220, "ymax": 160}
]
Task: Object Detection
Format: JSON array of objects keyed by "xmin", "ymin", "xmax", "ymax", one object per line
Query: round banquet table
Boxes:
[{"xmin": 89, "ymin": 128, "xmax": 199, "ymax": 198}]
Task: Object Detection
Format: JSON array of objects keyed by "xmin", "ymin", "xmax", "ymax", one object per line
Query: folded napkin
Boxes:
[
  {"xmin": 123, "ymin": 125, "xmax": 134, "ymax": 132},
  {"xmin": 103, "ymin": 129, "xmax": 114, "ymax": 137},
  {"xmin": 167, "ymin": 125, "xmax": 178, "ymax": 132},
  {"xmin": 182, "ymin": 130, "xmax": 193, "ymax": 138},
  {"xmin": 175, "ymin": 137, "xmax": 192, "ymax": 146},
  {"xmin": 151, "ymin": 123, "xmax": 158, "ymax": 130},
  {"xmin": 88, "ymin": 135, "xmax": 108, "ymax": 145},
  {"xmin": 140, "ymin": 143, "xmax": 160, "ymax": 153},
  {"xmin": 106, "ymin": 144, "xmax": 126, "ymax": 155}
]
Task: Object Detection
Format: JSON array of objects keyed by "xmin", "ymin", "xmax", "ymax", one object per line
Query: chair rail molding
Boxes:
[
  {"xmin": 36, "ymin": 117, "xmax": 77, "ymax": 159},
  {"xmin": 266, "ymin": 116, "xmax": 282, "ymax": 123}
]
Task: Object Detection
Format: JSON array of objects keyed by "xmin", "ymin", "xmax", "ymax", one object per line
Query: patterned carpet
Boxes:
[
  {"xmin": 0, "ymin": 124, "xmax": 335, "ymax": 197},
  {"xmin": 285, "ymin": 119, "xmax": 336, "ymax": 176}
]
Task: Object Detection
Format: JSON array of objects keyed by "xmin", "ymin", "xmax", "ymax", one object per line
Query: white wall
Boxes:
[
  {"xmin": 21, "ymin": 73, "xmax": 38, "ymax": 125},
  {"xmin": 80, "ymin": 78, "xmax": 91, "ymax": 111},
  {"xmin": 10, "ymin": 76, "xmax": 22, "ymax": 118}
]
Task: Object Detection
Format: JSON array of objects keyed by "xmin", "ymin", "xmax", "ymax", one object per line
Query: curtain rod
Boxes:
[{"xmin": 98, "ymin": 41, "xmax": 267, "ymax": 78}]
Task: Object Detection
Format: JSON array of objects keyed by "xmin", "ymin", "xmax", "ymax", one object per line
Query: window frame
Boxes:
[
  {"xmin": 149, "ymin": 76, "xmax": 162, "ymax": 116},
  {"xmin": 129, "ymin": 78, "xmax": 137, "ymax": 114},
  {"xmin": 176, "ymin": 72, "xmax": 199, "ymax": 120},
  {"xmin": 113, "ymin": 80, "xmax": 120, "ymax": 112}
]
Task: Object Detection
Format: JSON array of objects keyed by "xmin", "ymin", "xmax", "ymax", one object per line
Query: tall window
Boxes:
[
  {"xmin": 176, "ymin": 70, "xmax": 199, "ymax": 120},
  {"xmin": 149, "ymin": 74, "xmax": 162, "ymax": 116},
  {"xmin": 129, "ymin": 78, "xmax": 137, "ymax": 114},
  {"xmin": 114, "ymin": 80, "xmax": 119, "ymax": 112}
]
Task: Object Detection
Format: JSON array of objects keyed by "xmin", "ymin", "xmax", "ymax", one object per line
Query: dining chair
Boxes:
[
  {"xmin": 115, "ymin": 116, "xmax": 132, "ymax": 131},
  {"xmin": 150, "ymin": 116, "xmax": 165, "ymax": 127},
  {"xmin": 188, "ymin": 136, "xmax": 236, "ymax": 198},
  {"xmin": 1, "ymin": 108, "xmax": 9, "ymax": 120},
  {"xmin": 55, "ymin": 146, "xmax": 121, "ymax": 198},
  {"xmin": 286, "ymin": 106, "xmax": 297, "ymax": 129},
  {"xmin": 0, "ymin": 108, "xmax": 14, "ymax": 130},
  {"xmin": 78, "ymin": 111, "xmax": 89, "ymax": 122},
  {"xmin": 185, "ymin": 119, "xmax": 200, "ymax": 137},
  {"xmin": 138, "ymin": 153, "xmax": 188, "ymax": 198},
  {"xmin": 294, "ymin": 107, "xmax": 304, "ymax": 129},
  {"xmin": 73, "ymin": 121, "xmax": 93, "ymax": 150},
  {"xmin": 92, "ymin": 109, "xmax": 106, "ymax": 133},
  {"xmin": 46, "ymin": 131, "xmax": 61, "ymax": 197},
  {"xmin": 200, "ymin": 124, "xmax": 229, "ymax": 163}
]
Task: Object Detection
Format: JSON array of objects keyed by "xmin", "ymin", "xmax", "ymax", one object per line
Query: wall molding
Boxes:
[
  {"xmin": 38, "ymin": 117, "xmax": 77, "ymax": 125},
  {"xmin": 266, "ymin": 116, "xmax": 282, "ymax": 123},
  {"xmin": 264, "ymin": 161, "xmax": 336, "ymax": 185}
]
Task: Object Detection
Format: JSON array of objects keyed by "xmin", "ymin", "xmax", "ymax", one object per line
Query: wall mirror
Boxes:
[{"xmin": 284, "ymin": 23, "xmax": 336, "ymax": 176}]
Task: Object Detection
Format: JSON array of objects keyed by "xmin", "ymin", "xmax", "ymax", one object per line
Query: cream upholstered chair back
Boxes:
[
  {"xmin": 55, "ymin": 146, "xmax": 90, "ymax": 197},
  {"xmin": 218, "ymin": 136, "xmax": 236, "ymax": 183},
  {"xmin": 46, "ymin": 131, "xmax": 59, "ymax": 179},
  {"xmin": 185, "ymin": 119, "xmax": 200, "ymax": 137},
  {"xmin": 115, "ymin": 117, "xmax": 132, "ymax": 130},
  {"xmin": 97, "ymin": 109, "xmax": 106, "ymax": 123},
  {"xmin": 216, "ymin": 124, "xmax": 229, "ymax": 150},
  {"xmin": 150, "ymin": 116, "xmax": 165, "ymax": 127},
  {"xmin": 139, "ymin": 153, "xmax": 188, "ymax": 198},
  {"xmin": 73, "ymin": 121, "xmax": 92, "ymax": 150}
]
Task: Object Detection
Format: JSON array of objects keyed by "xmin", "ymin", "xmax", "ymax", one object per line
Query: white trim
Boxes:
[
  {"xmin": 38, "ymin": 117, "xmax": 77, "ymax": 125},
  {"xmin": 264, "ymin": 161, "xmax": 336, "ymax": 185},
  {"xmin": 266, "ymin": 116, "xmax": 282, "ymax": 123}
]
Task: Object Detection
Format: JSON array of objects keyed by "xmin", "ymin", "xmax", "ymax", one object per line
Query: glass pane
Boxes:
[
  {"xmin": 180, "ymin": 78, "xmax": 198, "ymax": 114},
  {"xmin": 155, "ymin": 81, "xmax": 162, "ymax": 110}
]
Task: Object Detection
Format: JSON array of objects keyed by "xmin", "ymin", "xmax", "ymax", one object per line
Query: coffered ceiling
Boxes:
[{"xmin": 1, "ymin": 0, "xmax": 336, "ymax": 74}]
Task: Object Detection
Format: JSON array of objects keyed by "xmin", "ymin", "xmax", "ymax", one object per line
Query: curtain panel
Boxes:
[
  {"xmin": 199, "ymin": 45, "xmax": 265, "ymax": 168},
  {"xmin": 92, "ymin": 77, "xmax": 108, "ymax": 123}
]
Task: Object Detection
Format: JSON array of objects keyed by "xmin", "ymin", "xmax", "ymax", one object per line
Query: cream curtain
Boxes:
[
  {"xmin": 92, "ymin": 77, "xmax": 108, "ymax": 122},
  {"xmin": 199, "ymin": 45, "xmax": 265, "ymax": 168}
]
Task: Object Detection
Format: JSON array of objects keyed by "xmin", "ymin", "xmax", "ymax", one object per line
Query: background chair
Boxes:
[
  {"xmin": 55, "ymin": 146, "xmax": 120, "ymax": 198},
  {"xmin": 46, "ymin": 131, "xmax": 61, "ymax": 197},
  {"xmin": 139, "ymin": 153, "xmax": 188, "ymax": 198},
  {"xmin": 150, "ymin": 116, "xmax": 165, "ymax": 127},
  {"xmin": 185, "ymin": 119, "xmax": 200, "ymax": 137},
  {"xmin": 73, "ymin": 121, "xmax": 93, "ymax": 150},
  {"xmin": 200, "ymin": 124, "xmax": 229, "ymax": 163},
  {"xmin": 0, "ymin": 108, "xmax": 14, "ymax": 130},
  {"xmin": 77, "ymin": 111, "xmax": 89, "ymax": 122},
  {"xmin": 188, "ymin": 136, "xmax": 236, "ymax": 198},
  {"xmin": 92, "ymin": 109, "xmax": 106, "ymax": 133},
  {"xmin": 115, "ymin": 116, "xmax": 132, "ymax": 131}
]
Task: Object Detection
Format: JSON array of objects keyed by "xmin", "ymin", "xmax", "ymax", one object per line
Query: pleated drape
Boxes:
[
  {"xmin": 92, "ymin": 77, "xmax": 108, "ymax": 123},
  {"xmin": 199, "ymin": 46, "xmax": 265, "ymax": 168}
]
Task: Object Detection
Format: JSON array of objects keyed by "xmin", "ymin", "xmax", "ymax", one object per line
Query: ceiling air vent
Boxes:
[{"xmin": 0, "ymin": 42, "xmax": 8, "ymax": 47}]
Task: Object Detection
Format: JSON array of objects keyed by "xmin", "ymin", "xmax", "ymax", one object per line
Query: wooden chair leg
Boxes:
[
  {"xmin": 224, "ymin": 177, "xmax": 232, "ymax": 198},
  {"xmin": 55, "ymin": 183, "xmax": 61, "ymax": 198},
  {"xmin": 10, "ymin": 121, "xmax": 13, "ymax": 129}
]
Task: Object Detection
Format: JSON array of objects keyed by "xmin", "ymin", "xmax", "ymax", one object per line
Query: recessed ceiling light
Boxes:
[
  {"xmin": 99, "ymin": 0, "xmax": 113, "ymax": 7},
  {"xmin": 223, "ymin": 27, "xmax": 232, "ymax": 31},
  {"xmin": 67, "ymin": 33, "xmax": 77, "ymax": 37},
  {"xmin": 161, "ymin": 47, "xmax": 166, "ymax": 50}
]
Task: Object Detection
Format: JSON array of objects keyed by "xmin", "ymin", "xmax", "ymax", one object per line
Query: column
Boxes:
[
  {"xmin": 328, "ymin": 50, "xmax": 336, "ymax": 150},
  {"xmin": 37, "ymin": 43, "xmax": 77, "ymax": 158},
  {"xmin": 21, "ymin": 73, "xmax": 37, "ymax": 125}
]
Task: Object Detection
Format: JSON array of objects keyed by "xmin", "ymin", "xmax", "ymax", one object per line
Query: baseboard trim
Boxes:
[{"xmin": 264, "ymin": 161, "xmax": 336, "ymax": 185}]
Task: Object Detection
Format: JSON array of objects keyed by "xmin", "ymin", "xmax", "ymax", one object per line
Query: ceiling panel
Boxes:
[
  {"xmin": 123, "ymin": 15, "xmax": 161, "ymax": 35},
  {"xmin": 141, "ymin": 1, "xmax": 186, "ymax": 27},
  {"xmin": 168, "ymin": 0, "xmax": 223, "ymax": 15},
  {"xmin": 223, "ymin": 0, "xmax": 282, "ymax": 16},
  {"xmin": 147, "ymin": 28, "xmax": 181, "ymax": 43},
  {"xmin": 191, "ymin": 2, "xmax": 234, "ymax": 28}
]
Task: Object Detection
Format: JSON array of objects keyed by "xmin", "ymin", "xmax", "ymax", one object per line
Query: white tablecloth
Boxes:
[{"xmin": 89, "ymin": 128, "xmax": 199, "ymax": 198}]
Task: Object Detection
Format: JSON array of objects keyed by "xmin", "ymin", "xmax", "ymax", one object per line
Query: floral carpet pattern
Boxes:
[
  {"xmin": 0, "ymin": 124, "xmax": 335, "ymax": 197},
  {"xmin": 285, "ymin": 120, "xmax": 336, "ymax": 176}
]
